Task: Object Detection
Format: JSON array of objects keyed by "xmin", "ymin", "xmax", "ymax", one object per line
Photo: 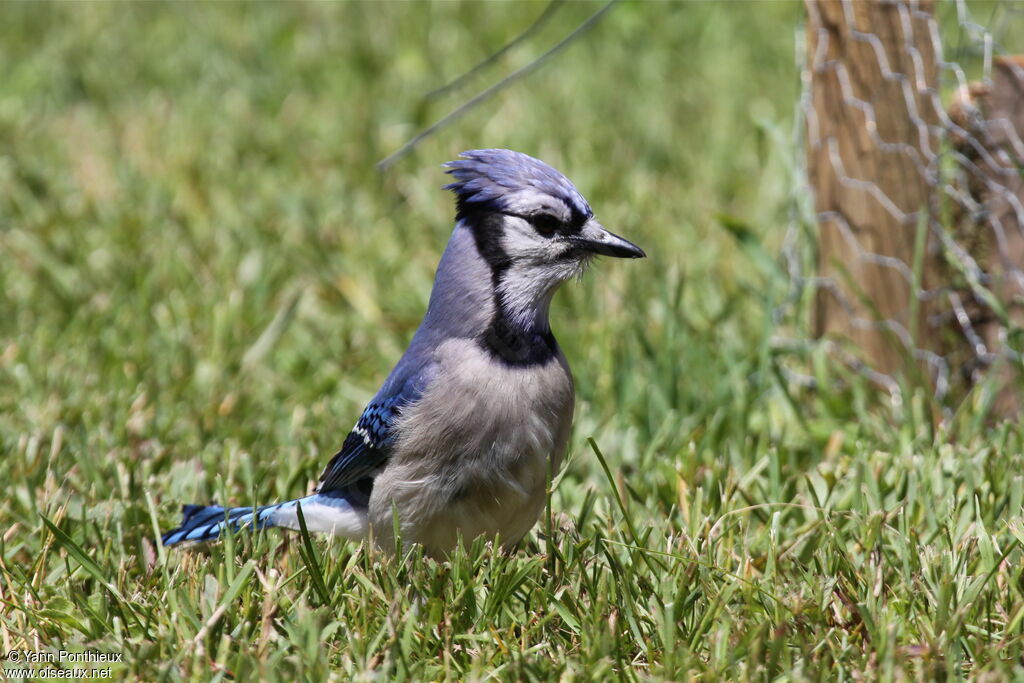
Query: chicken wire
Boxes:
[{"xmin": 776, "ymin": 0, "xmax": 1024, "ymax": 413}]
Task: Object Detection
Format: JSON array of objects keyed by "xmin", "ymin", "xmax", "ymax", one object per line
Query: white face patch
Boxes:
[
  {"xmin": 496, "ymin": 210, "xmax": 587, "ymax": 330},
  {"xmin": 497, "ymin": 189, "xmax": 575, "ymax": 267}
]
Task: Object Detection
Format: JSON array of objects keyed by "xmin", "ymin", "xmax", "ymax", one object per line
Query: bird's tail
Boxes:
[{"xmin": 161, "ymin": 494, "xmax": 367, "ymax": 546}]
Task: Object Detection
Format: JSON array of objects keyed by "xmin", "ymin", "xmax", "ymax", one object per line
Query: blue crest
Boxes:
[{"xmin": 443, "ymin": 149, "xmax": 592, "ymax": 219}]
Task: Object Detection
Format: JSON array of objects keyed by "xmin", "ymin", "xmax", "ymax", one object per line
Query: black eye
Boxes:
[{"xmin": 530, "ymin": 213, "xmax": 561, "ymax": 237}]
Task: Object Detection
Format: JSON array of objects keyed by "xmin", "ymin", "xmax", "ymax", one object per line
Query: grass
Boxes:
[{"xmin": 3, "ymin": 1, "xmax": 1024, "ymax": 679}]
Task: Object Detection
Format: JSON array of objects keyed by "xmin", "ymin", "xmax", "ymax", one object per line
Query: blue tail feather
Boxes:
[
  {"xmin": 161, "ymin": 502, "xmax": 286, "ymax": 546},
  {"xmin": 161, "ymin": 494, "xmax": 367, "ymax": 546}
]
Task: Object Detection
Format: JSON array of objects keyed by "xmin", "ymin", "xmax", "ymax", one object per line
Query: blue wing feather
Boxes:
[{"xmin": 317, "ymin": 361, "xmax": 435, "ymax": 496}]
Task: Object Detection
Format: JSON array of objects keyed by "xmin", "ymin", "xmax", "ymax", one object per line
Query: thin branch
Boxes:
[
  {"xmin": 423, "ymin": 0, "xmax": 565, "ymax": 101},
  {"xmin": 377, "ymin": 0, "xmax": 620, "ymax": 172}
]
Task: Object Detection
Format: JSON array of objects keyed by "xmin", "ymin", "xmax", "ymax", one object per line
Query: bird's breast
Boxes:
[
  {"xmin": 396, "ymin": 337, "xmax": 575, "ymax": 457},
  {"xmin": 369, "ymin": 338, "xmax": 575, "ymax": 554}
]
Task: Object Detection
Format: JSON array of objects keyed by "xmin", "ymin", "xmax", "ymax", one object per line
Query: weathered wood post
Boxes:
[{"xmin": 804, "ymin": 0, "xmax": 941, "ymax": 378}]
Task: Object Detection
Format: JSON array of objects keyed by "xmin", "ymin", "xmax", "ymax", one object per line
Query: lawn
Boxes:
[{"xmin": 3, "ymin": 1, "xmax": 1024, "ymax": 679}]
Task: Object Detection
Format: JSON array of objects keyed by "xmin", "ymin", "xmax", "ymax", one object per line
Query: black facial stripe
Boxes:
[
  {"xmin": 569, "ymin": 206, "xmax": 589, "ymax": 231},
  {"xmin": 462, "ymin": 211, "xmax": 559, "ymax": 367},
  {"xmin": 500, "ymin": 210, "xmax": 589, "ymax": 237},
  {"xmin": 466, "ymin": 211, "xmax": 512, "ymax": 286}
]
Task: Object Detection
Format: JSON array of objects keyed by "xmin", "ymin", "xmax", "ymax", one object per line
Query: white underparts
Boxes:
[{"xmin": 269, "ymin": 494, "xmax": 369, "ymax": 539}]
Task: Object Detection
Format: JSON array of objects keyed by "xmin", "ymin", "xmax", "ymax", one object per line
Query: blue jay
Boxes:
[{"xmin": 161, "ymin": 149, "xmax": 645, "ymax": 557}]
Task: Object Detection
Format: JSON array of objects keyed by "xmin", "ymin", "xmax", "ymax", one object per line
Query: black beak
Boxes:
[{"xmin": 570, "ymin": 220, "xmax": 646, "ymax": 259}]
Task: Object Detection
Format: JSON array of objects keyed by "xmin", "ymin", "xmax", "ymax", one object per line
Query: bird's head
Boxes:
[{"xmin": 444, "ymin": 149, "xmax": 644, "ymax": 327}]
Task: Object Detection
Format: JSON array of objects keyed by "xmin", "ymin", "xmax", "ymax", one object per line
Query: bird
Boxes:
[{"xmin": 161, "ymin": 149, "xmax": 645, "ymax": 557}]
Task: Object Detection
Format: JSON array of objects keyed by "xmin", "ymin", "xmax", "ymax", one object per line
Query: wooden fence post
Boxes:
[{"xmin": 805, "ymin": 0, "xmax": 941, "ymax": 377}]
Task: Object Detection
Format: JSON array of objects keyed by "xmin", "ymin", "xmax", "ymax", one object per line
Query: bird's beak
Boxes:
[{"xmin": 569, "ymin": 219, "xmax": 646, "ymax": 259}]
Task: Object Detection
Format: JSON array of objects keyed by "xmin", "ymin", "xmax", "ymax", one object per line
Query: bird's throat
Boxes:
[{"xmin": 482, "ymin": 279, "xmax": 559, "ymax": 366}]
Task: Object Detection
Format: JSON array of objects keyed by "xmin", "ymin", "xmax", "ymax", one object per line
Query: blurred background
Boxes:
[{"xmin": 1, "ymin": 1, "xmax": 803, "ymax": 510}]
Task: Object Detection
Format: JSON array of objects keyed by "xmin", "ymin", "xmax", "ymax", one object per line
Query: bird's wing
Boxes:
[{"xmin": 316, "ymin": 363, "xmax": 434, "ymax": 496}]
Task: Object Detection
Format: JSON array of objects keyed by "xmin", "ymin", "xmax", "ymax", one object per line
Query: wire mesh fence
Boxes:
[{"xmin": 778, "ymin": 0, "xmax": 1024, "ymax": 416}]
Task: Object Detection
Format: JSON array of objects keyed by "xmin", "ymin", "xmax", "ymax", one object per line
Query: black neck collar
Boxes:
[{"xmin": 461, "ymin": 211, "xmax": 560, "ymax": 367}]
